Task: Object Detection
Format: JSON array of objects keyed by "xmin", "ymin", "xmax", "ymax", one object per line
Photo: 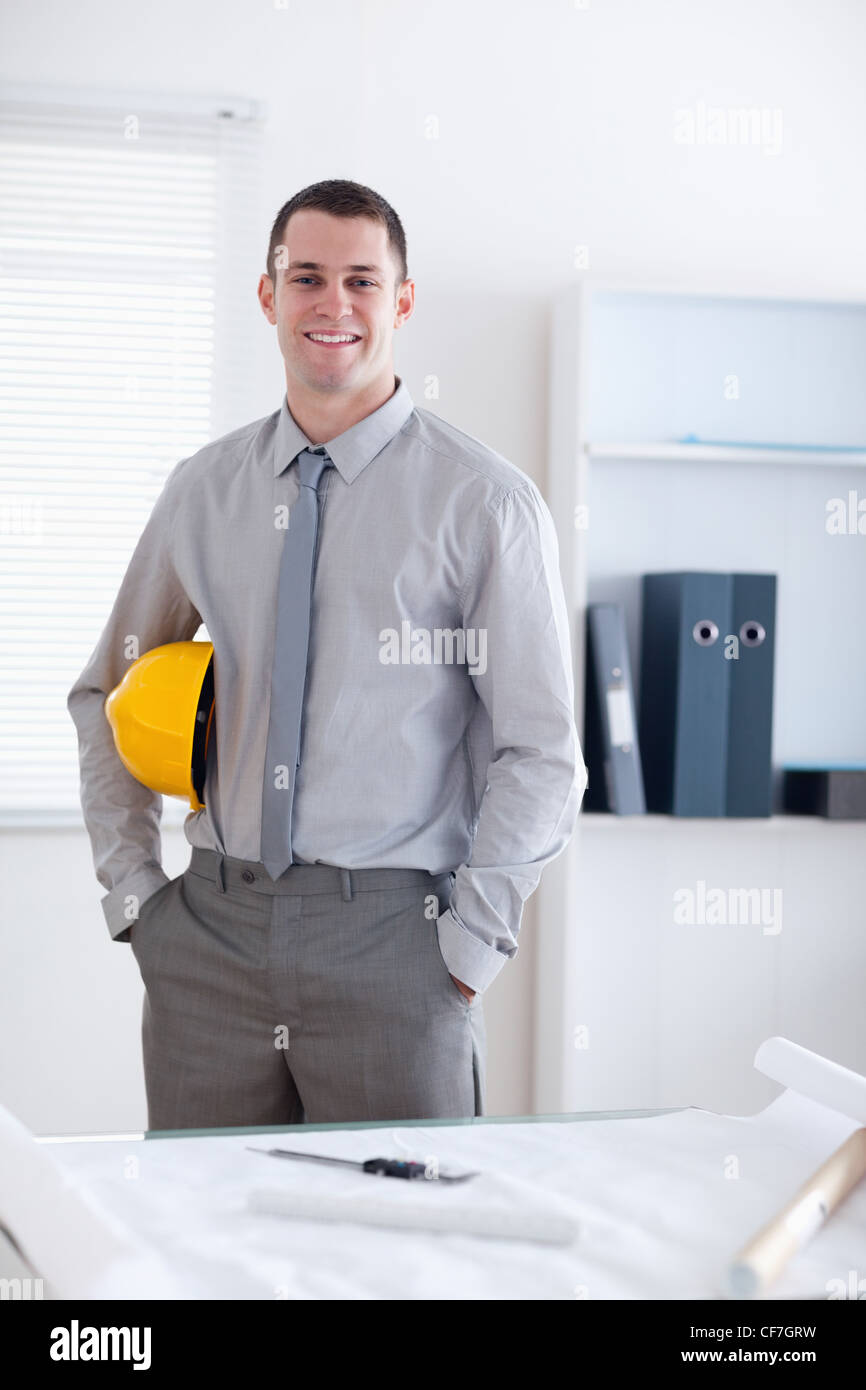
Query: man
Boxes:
[{"xmin": 68, "ymin": 178, "xmax": 587, "ymax": 1130}]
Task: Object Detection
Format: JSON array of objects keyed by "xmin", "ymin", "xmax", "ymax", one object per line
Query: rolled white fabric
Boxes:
[{"xmin": 248, "ymin": 1185, "xmax": 580, "ymax": 1245}]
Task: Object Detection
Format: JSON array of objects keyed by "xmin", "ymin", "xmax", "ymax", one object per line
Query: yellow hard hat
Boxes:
[{"xmin": 104, "ymin": 641, "xmax": 215, "ymax": 811}]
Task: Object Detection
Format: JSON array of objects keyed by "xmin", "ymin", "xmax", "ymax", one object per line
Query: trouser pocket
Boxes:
[{"xmin": 130, "ymin": 876, "xmax": 179, "ymax": 956}]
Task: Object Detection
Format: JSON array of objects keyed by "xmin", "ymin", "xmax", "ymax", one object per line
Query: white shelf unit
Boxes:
[
  {"xmin": 587, "ymin": 443, "xmax": 866, "ymax": 467},
  {"xmin": 533, "ymin": 280, "xmax": 866, "ymax": 1116}
]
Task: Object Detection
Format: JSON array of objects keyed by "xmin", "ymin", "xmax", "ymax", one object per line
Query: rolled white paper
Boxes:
[
  {"xmin": 248, "ymin": 1186, "xmax": 580, "ymax": 1245},
  {"xmin": 725, "ymin": 1037, "xmax": 866, "ymax": 1298},
  {"xmin": 753, "ymin": 1036, "xmax": 866, "ymax": 1123}
]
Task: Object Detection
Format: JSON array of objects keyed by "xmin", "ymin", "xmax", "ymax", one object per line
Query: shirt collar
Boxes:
[{"xmin": 272, "ymin": 375, "xmax": 415, "ymax": 484}]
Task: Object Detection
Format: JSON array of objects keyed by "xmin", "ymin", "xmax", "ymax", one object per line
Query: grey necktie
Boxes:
[{"xmin": 260, "ymin": 446, "xmax": 332, "ymax": 880}]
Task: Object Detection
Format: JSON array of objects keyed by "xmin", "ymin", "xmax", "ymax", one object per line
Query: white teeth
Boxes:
[{"xmin": 306, "ymin": 333, "xmax": 360, "ymax": 343}]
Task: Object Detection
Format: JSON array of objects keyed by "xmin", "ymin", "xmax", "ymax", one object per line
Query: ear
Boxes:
[
  {"xmin": 393, "ymin": 277, "xmax": 415, "ymax": 329},
  {"xmin": 257, "ymin": 272, "xmax": 277, "ymax": 325}
]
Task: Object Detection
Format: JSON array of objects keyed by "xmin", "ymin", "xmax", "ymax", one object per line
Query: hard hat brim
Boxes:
[{"xmin": 190, "ymin": 654, "xmax": 215, "ymax": 811}]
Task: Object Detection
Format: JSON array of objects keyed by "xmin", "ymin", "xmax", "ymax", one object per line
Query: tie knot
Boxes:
[{"xmin": 296, "ymin": 447, "xmax": 332, "ymax": 490}]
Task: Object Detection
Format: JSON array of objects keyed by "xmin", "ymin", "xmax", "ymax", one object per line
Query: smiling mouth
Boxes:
[{"xmin": 304, "ymin": 332, "xmax": 362, "ymax": 346}]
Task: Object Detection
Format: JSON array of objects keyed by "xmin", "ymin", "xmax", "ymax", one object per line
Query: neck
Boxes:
[{"xmin": 286, "ymin": 371, "xmax": 398, "ymax": 445}]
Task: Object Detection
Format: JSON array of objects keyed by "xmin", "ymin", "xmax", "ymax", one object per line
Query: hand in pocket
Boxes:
[{"xmin": 449, "ymin": 973, "xmax": 476, "ymax": 1002}]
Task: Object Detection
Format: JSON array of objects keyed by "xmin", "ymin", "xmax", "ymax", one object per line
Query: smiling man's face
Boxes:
[{"xmin": 259, "ymin": 209, "xmax": 413, "ymax": 405}]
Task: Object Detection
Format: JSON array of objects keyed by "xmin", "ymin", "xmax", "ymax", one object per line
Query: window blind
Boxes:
[{"xmin": 0, "ymin": 87, "xmax": 265, "ymax": 819}]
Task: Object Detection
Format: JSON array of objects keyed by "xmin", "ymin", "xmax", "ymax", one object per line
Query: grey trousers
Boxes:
[{"xmin": 129, "ymin": 848, "xmax": 487, "ymax": 1131}]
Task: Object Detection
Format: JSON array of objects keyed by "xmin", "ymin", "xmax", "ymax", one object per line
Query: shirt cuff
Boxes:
[
  {"xmin": 101, "ymin": 864, "xmax": 172, "ymax": 942},
  {"xmin": 435, "ymin": 907, "xmax": 511, "ymax": 994}
]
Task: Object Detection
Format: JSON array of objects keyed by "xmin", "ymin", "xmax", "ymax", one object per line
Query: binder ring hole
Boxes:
[
  {"xmin": 692, "ymin": 619, "xmax": 719, "ymax": 646},
  {"xmin": 739, "ymin": 620, "xmax": 766, "ymax": 647}
]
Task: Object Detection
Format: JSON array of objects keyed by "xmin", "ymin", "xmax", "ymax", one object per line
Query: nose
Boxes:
[{"xmin": 315, "ymin": 283, "xmax": 354, "ymax": 320}]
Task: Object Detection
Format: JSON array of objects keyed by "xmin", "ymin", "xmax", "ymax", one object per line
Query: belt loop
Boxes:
[
  {"xmin": 340, "ymin": 868, "xmax": 353, "ymax": 902},
  {"xmin": 215, "ymin": 853, "xmax": 226, "ymax": 893}
]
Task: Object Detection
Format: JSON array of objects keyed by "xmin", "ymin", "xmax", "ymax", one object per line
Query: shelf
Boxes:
[
  {"xmin": 585, "ymin": 443, "xmax": 866, "ymax": 467},
  {"xmin": 577, "ymin": 812, "xmax": 861, "ymax": 829}
]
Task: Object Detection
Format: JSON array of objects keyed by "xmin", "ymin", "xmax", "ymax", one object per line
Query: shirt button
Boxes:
[{"xmin": 241, "ymin": 870, "xmax": 255, "ymax": 884}]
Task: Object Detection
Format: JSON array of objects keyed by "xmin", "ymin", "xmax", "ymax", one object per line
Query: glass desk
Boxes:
[
  {"xmin": 7, "ymin": 1099, "xmax": 859, "ymax": 1301},
  {"xmin": 34, "ymin": 1106, "xmax": 687, "ymax": 1144}
]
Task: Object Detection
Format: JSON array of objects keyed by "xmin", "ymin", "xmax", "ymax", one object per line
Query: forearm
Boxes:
[
  {"xmin": 68, "ymin": 675, "xmax": 172, "ymax": 940},
  {"xmin": 435, "ymin": 479, "xmax": 587, "ymax": 993},
  {"xmin": 437, "ymin": 742, "xmax": 587, "ymax": 992}
]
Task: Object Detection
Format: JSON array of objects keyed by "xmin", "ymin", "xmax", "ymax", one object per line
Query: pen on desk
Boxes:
[
  {"xmin": 727, "ymin": 1127, "xmax": 866, "ymax": 1298},
  {"xmin": 245, "ymin": 1147, "xmax": 480, "ymax": 1182}
]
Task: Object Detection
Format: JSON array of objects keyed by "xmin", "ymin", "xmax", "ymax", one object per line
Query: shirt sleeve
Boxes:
[
  {"xmin": 66, "ymin": 458, "xmax": 202, "ymax": 942},
  {"xmin": 435, "ymin": 481, "xmax": 588, "ymax": 993}
]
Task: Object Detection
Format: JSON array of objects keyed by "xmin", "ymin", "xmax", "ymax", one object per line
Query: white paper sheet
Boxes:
[
  {"xmin": 2, "ymin": 1036, "xmax": 864, "ymax": 1300},
  {"xmin": 0, "ymin": 1101, "xmax": 194, "ymax": 1299}
]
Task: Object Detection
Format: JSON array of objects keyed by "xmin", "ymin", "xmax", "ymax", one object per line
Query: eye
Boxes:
[{"xmin": 290, "ymin": 278, "xmax": 376, "ymax": 287}]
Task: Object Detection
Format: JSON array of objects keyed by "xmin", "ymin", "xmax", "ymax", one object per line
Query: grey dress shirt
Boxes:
[{"xmin": 67, "ymin": 375, "xmax": 587, "ymax": 992}]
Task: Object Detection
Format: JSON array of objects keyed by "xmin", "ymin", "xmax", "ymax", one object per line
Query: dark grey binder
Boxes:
[
  {"xmin": 639, "ymin": 572, "xmax": 733, "ymax": 816},
  {"xmin": 726, "ymin": 574, "xmax": 777, "ymax": 817},
  {"xmin": 583, "ymin": 603, "xmax": 646, "ymax": 813}
]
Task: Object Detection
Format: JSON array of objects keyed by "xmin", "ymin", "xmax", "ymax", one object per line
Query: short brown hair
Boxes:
[{"xmin": 266, "ymin": 179, "xmax": 409, "ymax": 296}]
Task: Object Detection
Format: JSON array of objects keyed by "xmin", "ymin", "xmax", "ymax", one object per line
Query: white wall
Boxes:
[
  {"xmin": 563, "ymin": 816, "xmax": 866, "ymax": 1117},
  {"xmin": 2, "ymin": 0, "xmax": 865, "ymax": 1134}
]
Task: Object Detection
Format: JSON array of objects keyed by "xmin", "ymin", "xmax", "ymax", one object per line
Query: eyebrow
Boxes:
[{"xmin": 284, "ymin": 261, "xmax": 383, "ymax": 274}]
